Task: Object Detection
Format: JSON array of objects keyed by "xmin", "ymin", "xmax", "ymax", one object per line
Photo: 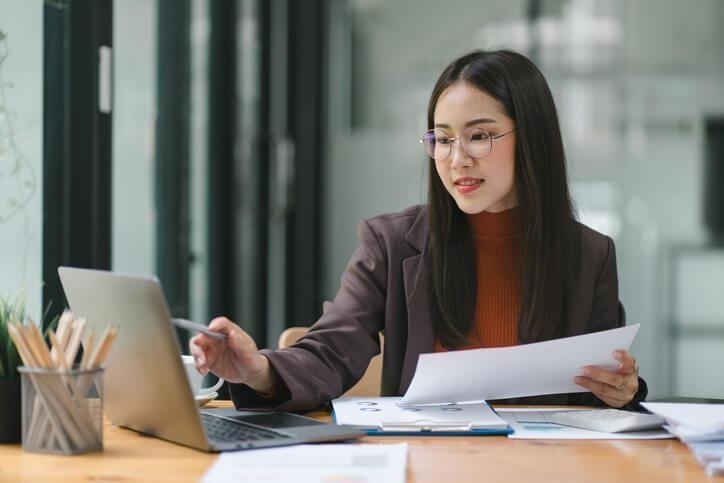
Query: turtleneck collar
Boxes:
[{"xmin": 467, "ymin": 206, "xmax": 522, "ymax": 245}]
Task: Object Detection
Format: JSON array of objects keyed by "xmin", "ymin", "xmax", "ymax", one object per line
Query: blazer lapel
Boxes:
[{"xmin": 399, "ymin": 211, "xmax": 435, "ymax": 393}]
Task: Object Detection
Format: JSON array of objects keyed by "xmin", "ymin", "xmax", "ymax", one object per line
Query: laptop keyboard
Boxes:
[{"xmin": 201, "ymin": 412, "xmax": 292, "ymax": 443}]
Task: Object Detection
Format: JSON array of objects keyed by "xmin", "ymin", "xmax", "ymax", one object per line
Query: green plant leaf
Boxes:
[{"xmin": 0, "ymin": 290, "xmax": 28, "ymax": 380}]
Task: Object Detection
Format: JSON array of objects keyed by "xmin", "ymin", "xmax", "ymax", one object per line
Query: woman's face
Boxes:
[{"xmin": 432, "ymin": 81, "xmax": 517, "ymax": 214}]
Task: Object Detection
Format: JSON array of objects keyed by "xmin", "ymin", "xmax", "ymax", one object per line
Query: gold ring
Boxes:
[{"xmin": 615, "ymin": 375, "xmax": 628, "ymax": 391}]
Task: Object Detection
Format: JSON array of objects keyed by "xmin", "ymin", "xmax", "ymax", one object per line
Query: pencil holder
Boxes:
[{"xmin": 18, "ymin": 366, "xmax": 104, "ymax": 454}]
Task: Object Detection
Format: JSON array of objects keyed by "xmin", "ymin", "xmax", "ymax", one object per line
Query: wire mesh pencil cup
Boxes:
[{"xmin": 19, "ymin": 365, "xmax": 104, "ymax": 454}]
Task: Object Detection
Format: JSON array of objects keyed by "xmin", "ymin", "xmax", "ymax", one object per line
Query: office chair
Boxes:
[{"xmin": 278, "ymin": 327, "xmax": 384, "ymax": 397}]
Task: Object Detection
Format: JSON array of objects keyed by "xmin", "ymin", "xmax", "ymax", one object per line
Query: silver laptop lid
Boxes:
[{"xmin": 58, "ymin": 266, "xmax": 210, "ymax": 451}]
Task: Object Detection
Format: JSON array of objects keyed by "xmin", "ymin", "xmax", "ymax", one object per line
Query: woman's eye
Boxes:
[
  {"xmin": 469, "ymin": 132, "xmax": 490, "ymax": 142},
  {"xmin": 436, "ymin": 137, "xmax": 451, "ymax": 145}
]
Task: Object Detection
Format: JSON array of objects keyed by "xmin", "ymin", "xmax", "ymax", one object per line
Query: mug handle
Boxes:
[{"xmin": 197, "ymin": 376, "xmax": 224, "ymax": 395}]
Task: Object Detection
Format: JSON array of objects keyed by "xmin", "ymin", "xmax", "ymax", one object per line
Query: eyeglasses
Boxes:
[{"xmin": 419, "ymin": 127, "xmax": 516, "ymax": 161}]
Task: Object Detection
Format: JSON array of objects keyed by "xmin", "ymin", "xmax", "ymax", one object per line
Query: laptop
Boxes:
[{"xmin": 57, "ymin": 266, "xmax": 363, "ymax": 452}]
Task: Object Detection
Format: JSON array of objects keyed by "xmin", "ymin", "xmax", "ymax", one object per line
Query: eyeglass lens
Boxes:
[{"xmin": 421, "ymin": 128, "xmax": 492, "ymax": 160}]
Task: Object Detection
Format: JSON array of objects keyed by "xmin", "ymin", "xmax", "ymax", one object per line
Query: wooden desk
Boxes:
[{"xmin": 0, "ymin": 402, "xmax": 711, "ymax": 482}]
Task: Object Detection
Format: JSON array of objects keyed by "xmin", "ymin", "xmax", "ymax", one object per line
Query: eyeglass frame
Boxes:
[{"xmin": 419, "ymin": 126, "xmax": 517, "ymax": 161}]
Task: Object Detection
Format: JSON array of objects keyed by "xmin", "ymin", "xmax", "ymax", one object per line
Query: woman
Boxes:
[{"xmin": 191, "ymin": 49, "xmax": 647, "ymax": 412}]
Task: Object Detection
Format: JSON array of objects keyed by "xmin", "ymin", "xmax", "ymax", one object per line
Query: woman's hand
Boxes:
[
  {"xmin": 189, "ymin": 317, "xmax": 276, "ymax": 393},
  {"xmin": 575, "ymin": 350, "xmax": 639, "ymax": 408}
]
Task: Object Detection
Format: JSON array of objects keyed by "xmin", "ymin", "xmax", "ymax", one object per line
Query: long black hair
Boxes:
[{"xmin": 427, "ymin": 50, "xmax": 580, "ymax": 347}]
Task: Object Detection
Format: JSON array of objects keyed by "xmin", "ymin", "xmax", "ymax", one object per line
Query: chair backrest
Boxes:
[{"xmin": 277, "ymin": 327, "xmax": 384, "ymax": 397}]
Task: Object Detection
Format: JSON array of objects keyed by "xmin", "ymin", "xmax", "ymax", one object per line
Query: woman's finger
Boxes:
[
  {"xmin": 576, "ymin": 372, "xmax": 638, "ymax": 408},
  {"xmin": 613, "ymin": 350, "xmax": 638, "ymax": 375}
]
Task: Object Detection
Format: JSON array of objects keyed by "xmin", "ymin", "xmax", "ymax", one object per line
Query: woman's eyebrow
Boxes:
[
  {"xmin": 465, "ymin": 117, "xmax": 497, "ymax": 127},
  {"xmin": 434, "ymin": 118, "xmax": 498, "ymax": 129}
]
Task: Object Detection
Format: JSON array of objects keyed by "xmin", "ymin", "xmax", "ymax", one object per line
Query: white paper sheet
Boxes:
[
  {"xmin": 497, "ymin": 407, "xmax": 673, "ymax": 440},
  {"xmin": 200, "ymin": 443, "xmax": 408, "ymax": 483},
  {"xmin": 400, "ymin": 324, "xmax": 640, "ymax": 405},
  {"xmin": 641, "ymin": 403, "xmax": 724, "ymax": 431}
]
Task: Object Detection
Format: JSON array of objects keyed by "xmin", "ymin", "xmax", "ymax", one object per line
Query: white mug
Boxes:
[{"xmin": 181, "ymin": 355, "xmax": 224, "ymax": 396}]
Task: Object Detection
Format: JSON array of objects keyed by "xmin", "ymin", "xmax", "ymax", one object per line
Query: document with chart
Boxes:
[
  {"xmin": 331, "ymin": 397, "xmax": 511, "ymax": 435},
  {"xmin": 399, "ymin": 324, "xmax": 640, "ymax": 406}
]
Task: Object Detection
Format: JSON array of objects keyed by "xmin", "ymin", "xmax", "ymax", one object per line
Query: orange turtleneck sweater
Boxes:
[{"xmin": 434, "ymin": 207, "xmax": 522, "ymax": 352}]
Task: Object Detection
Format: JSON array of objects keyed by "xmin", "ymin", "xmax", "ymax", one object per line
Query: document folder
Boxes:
[{"xmin": 331, "ymin": 397, "xmax": 512, "ymax": 436}]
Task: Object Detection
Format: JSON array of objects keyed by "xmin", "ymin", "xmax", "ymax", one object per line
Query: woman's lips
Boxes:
[{"xmin": 454, "ymin": 177, "xmax": 484, "ymax": 194}]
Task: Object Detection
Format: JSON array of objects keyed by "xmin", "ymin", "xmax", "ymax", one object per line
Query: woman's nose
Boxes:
[{"xmin": 449, "ymin": 141, "xmax": 473, "ymax": 168}]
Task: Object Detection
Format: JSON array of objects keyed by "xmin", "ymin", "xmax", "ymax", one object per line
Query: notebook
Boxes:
[{"xmin": 57, "ymin": 266, "xmax": 363, "ymax": 452}]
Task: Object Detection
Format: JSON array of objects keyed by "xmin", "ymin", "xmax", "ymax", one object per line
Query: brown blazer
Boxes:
[{"xmin": 230, "ymin": 205, "xmax": 646, "ymax": 411}]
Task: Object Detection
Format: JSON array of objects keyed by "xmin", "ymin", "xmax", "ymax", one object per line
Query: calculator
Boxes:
[{"xmin": 547, "ymin": 409, "xmax": 666, "ymax": 433}]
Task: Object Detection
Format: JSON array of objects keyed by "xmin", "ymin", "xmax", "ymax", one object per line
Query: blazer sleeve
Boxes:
[
  {"xmin": 569, "ymin": 234, "xmax": 648, "ymax": 409},
  {"xmin": 229, "ymin": 219, "xmax": 389, "ymax": 412},
  {"xmin": 587, "ymin": 235, "xmax": 624, "ymax": 333}
]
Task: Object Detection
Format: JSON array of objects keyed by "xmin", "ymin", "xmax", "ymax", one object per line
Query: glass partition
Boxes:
[
  {"xmin": 112, "ymin": 0, "xmax": 157, "ymax": 278},
  {"xmin": 0, "ymin": 4, "xmax": 43, "ymax": 319}
]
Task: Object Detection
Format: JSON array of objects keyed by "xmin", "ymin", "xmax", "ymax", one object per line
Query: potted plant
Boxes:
[{"xmin": 0, "ymin": 292, "xmax": 25, "ymax": 444}]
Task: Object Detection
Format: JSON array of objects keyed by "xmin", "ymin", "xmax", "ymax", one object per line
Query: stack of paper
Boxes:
[{"xmin": 642, "ymin": 402, "xmax": 724, "ymax": 475}]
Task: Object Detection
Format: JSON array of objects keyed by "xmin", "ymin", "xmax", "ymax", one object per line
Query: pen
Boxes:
[{"xmin": 171, "ymin": 318, "xmax": 227, "ymax": 341}]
